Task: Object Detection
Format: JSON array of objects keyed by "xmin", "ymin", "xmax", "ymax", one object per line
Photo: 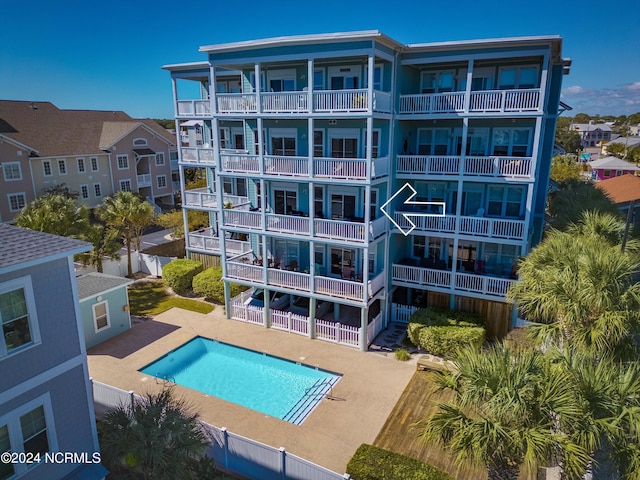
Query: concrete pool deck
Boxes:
[{"xmin": 87, "ymin": 306, "xmax": 416, "ymax": 474}]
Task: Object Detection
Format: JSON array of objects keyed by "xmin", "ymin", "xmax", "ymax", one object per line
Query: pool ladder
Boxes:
[
  {"xmin": 282, "ymin": 377, "xmax": 339, "ymax": 425},
  {"xmin": 304, "ymin": 378, "xmax": 334, "ymax": 398}
]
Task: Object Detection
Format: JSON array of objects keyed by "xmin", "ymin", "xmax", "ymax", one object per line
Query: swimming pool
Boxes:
[{"xmin": 139, "ymin": 337, "xmax": 340, "ymax": 425}]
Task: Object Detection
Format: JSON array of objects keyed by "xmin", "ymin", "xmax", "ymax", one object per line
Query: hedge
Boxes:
[
  {"xmin": 346, "ymin": 444, "xmax": 453, "ymax": 480},
  {"xmin": 192, "ymin": 266, "xmax": 248, "ymax": 303},
  {"xmin": 407, "ymin": 307, "xmax": 485, "ymax": 357},
  {"xmin": 162, "ymin": 259, "xmax": 203, "ymax": 295}
]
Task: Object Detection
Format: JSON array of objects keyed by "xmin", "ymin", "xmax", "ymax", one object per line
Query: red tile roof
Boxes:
[{"xmin": 594, "ymin": 174, "xmax": 640, "ymax": 205}]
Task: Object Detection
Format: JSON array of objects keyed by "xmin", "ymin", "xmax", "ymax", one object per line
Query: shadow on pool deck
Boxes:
[{"xmin": 87, "ymin": 307, "xmax": 416, "ymax": 475}]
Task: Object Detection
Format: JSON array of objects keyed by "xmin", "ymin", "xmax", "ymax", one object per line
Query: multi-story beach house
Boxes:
[
  {"xmin": 0, "ymin": 101, "xmax": 178, "ymax": 222},
  {"xmin": 164, "ymin": 31, "xmax": 568, "ymax": 350},
  {"xmin": 0, "ymin": 224, "xmax": 106, "ymax": 479}
]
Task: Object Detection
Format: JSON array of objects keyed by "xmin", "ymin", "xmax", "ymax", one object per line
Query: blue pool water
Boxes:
[{"xmin": 139, "ymin": 337, "xmax": 340, "ymax": 425}]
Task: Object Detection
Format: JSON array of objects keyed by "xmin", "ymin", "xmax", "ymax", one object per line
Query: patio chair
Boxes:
[{"xmin": 341, "ymin": 266, "xmax": 354, "ymax": 280}]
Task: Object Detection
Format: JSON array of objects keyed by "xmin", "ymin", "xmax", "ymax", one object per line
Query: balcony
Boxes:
[
  {"xmin": 225, "ymin": 255, "xmax": 385, "ymax": 303},
  {"xmin": 183, "ymin": 188, "xmax": 250, "ymax": 210},
  {"xmin": 176, "ymin": 100, "xmax": 211, "ymax": 117},
  {"xmin": 392, "ymin": 263, "xmax": 514, "ymax": 299},
  {"xmin": 393, "ymin": 212, "xmax": 526, "ymax": 241},
  {"xmin": 136, "ymin": 174, "xmax": 151, "ymax": 187},
  {"xmin": 187, "ymin": 227, "xmax": 251, "ymax": 255},
  {"xmin": 396, "ymin": 155, "xmax": 533, "ymax": 179},
  {"xmin": 214, "ymin": 89, "xmax": 392, "ymax": 115},
  {"xmin": 313, "ymin": 156, "xmax": 389, "ymax": 181},
  {"xmin": 264, "ymin": 155, "xmax": 309, "ymax": 176},
  {"xmin": 180, "ymin": 147, "xmax": 215, "ymax": 166},
  {"xmin": 398, "ymin": 88, "xmax": 541, "ymax": 115}
]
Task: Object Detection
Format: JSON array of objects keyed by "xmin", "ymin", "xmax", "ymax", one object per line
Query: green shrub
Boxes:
[
  {"xmin": 395, "ymin": 348, "xmax": 411, "ymax": 361},
  {"xmin": 407, "ymin": 307, "xmax": 485, "ymax": 357},
  {"xmin": 162, "ymin": 259, "xmax": 203, "ymax": 295},
  {"xmin": 346, "ymin": 444, "xmax": 453, "ymax": 480},
  {"xmin": 192, "ymin": 266, "xmax": 248, "ymax": 303},
  {"xmin": 418, "ymin": 326, "xmax": 485, "ymax": 357}
]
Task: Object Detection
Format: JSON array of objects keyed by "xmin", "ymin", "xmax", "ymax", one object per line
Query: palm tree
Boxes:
[
  {"xmin": 97, "ymin": 191, "xmax": 154, "ymax": 277},
  {"xmin": 419, "ymin": 344, "xmax": 591, "ymax": 480},
  {"xmin": 98, "ymin": 388, "xmax": 212, "ymax": 480},
  {"xmin": 508, "ymin": 214, "xmax": 640, "ymax": 360},
  {"xmin": 78, "ymin": 224, "xmax": 121, "ymax": 273},
  {"xmin": 14, "ymin": 193, "xmax": 89, "ymax": 237}
]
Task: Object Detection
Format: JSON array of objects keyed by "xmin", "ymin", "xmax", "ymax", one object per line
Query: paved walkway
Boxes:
[{"xmin": 87, "ymin": 307, "xmax": 416, "ymax": 474}]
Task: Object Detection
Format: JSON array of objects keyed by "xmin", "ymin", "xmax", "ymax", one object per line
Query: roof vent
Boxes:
[{"xmin": 29, "ymin": 102, "xmax": 38, "ymax": 110}]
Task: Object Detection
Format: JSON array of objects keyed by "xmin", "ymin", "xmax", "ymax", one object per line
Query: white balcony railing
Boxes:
[
  {"xmin": 177, "ymin": 100, "xmax": 211, "ymax": 117},
  {"xmin": 187, "ymin": 227, "xmax": 251, "ymax": 255},
  {"xmin": 223, "ymin": 210, "xmax": 262, "ymax": 230},
  {"xmin": 314, "ymin": 158, "xmax": 367, "ymax": 180},
  {"xmin": 396, "ymin": 155, "xmax": 533, "ymax": 179},
  {"xmin": 458, "ymin": 216, "xmax": 525, "ymax": 240},
  {"xmin": 370, "ymin": 216, "xmax": 387, "ymax": 238},
  {"xmin": 392, "ymin": 264, "xmax": 452, "ymax": 288},
  {"xmin": 315, "ymin": 276, "xmax": 364, "ymax": 302},
  {"xmin": 394, "ymin": 213, "xmax": 457, "ymax": 234},
  {"xmin": 217, "ymin": 93, "xmax": 257, "ymax": 113},
  {"xmin": 266, "ymin": 214, "xmax": 310, "ymax": 235},
  {"xmin": 180, "ymin": 147, "xmax": 215, "ymax": 165},
  {"xmin": 183, "ymin": 189, "xmax": 249, "ymax": 210},
  {"xmin": 261, "ymin": 92, "xmax": 309, "ymax": 113},
  {"xmin": 399, "ymin": 88, "xmax": 541, "ymax": 115},
  {"xmin": 455, "ymin": 272, "xmax": 514, "ymax": 297},
  {"xmin": 315, "ymin": 219, "xmax": 366, "ymax": 242},
  {"xmin": 264, "ymin": 155, "xmax": 309, "ymax": 176},
  {"xmin": 136, "ymin": 174, "xmax": 151, "ymax": 187},
  {"xmin": 267, "ymin": 269, "xmax": 310, "ymax": 292},
  {"xmin": 226, "ymin": 262, "xmax": 263, "ymax": 283},
  {"xmin": 313, "ymin": 89, "xmax": 369, "ymax": 113},
  {"xmin": 220, "ymin": 152, "xmax": 260, "ymax": 173}
]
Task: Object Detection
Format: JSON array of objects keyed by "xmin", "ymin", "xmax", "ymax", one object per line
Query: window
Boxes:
[
  {"xmin": 0, "ymin": 277, "xmax": 39, "ymax": 356},
  {"xmin": 268, "ymin": 69, "xmax": 295, "ymax": 92},
  {"xmin": 421, "ymin": 71, "xmax": 456, "ymax": 93},
  {"xmin": 487, "ymin": 186, "xmax": 524, "ymax": 218},
  {"xmin": 364, "ymin": 65, "xmax": 383, "ymax": 90},
  {"xmin": 0, "ymin": 397, "xmax": 56, "ymax": 479},
  {"xmin": 80, "ymin": 185, "xmax": 89, "ymax": 199},
  {"xmin": 90, "ymin": 157, "xmax": 99, "ymax": 172},
  {"xmin": 314, "ymin": 186, "xmax": 324, "ymax": 217},
  {"xmin": 156, "ymin": 175, "xmax": 167, "ymax": 189},
  {"xmin": 2, "ymin": 163, "xmax": 22, "ymax": 181},
  {"xmin": 417, "ymin": 129, "xmax": 449, "ymax": 155},
  {"xmin": 328, "ymin": 66, "xmax": 360, "ymax": 90},
  {"xmin": 270, "ymin": 132, "xmax": 296, "ymax": 156},
  {"xmin": 603, "ymin": 170, "xmax": 611, "ymax": 178},
  {"xmin": 331, "ymin": 248, "xmax": 354, "ymax": 275},
  {"xmin": 331, "ymin": 193, "xmax": 356, "ymax": 220},
  {"xmin": 57, "ymin": 159, "xmax": 66, "ymax": 175},
  {"xmin": 94, "ymin": 183, "xmax": 102, "ymax": 198},
  {"xmin": 492, "ymin": 128, "xmax": 531, "ymax": 157},
  {"xmin": 8, "ymin": 193, "xmax": 26, "ymax": 212},
  {"xmin": 331, "ymin": 137, "xmax": 358, "ymax": 158},
  {"xmin": 219, "ymin": 128, "xmax": 230, "ymax": 149},
  {"xmin": 93, "ymin": 301, "xmax": 110, "ymax": 332},
  {"xmin": 313, "ymin": 69, "xmax": 325, "ymax": 90},
  {"xmin": 117, "ymin": 155, "xmax": 129, "ymax": 170},
  {"xmin": 498, "ymin": 66, "xmax": 539, "ymax": 89},
  {"xmin": 413, "ymin": 236, "xmax": 426, "ymax": 258},
  {"xmin": 236, "ymin": 178, "xmax": 247, "ymax": 197},
  {"xmin": 42, "ymin": 161, "xmax": 52, "ymax": 177},
  {"xmin": 120, "ymin": 179, "xmax": 132, "ymax": 192},
  {"xmin": 133, "ymin": 138, "xmax": 148, "ymax": 147},
  {"xmin": 155, "ymin": 153, "xmax": 165, "ymax": 166},
  {"xmin": 274, "ymin": 189, "xmax": 297, "ymax": 215},
  {"xmin": 76, "ymin": 158, "xmax": 85, "ymax": 173},
  {"xmin": 313, "ymin": 130, "xmax": 324, "ymax": 157}
]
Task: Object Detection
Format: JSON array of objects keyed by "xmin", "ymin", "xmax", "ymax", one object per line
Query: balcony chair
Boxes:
[
  {"xmin": 286, "ymin": 260, "xmax": 298, "ymax": 271},
  {"xmin": 341, "ymin": 266, "xmax": 355, "ymax": 280}
]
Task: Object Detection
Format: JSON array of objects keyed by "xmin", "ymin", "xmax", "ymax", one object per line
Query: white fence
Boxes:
[
  {"xmin": 391, "ymin": 303, "xmax": 418, "ymax": 324},
  {"xmin": 90, "ymin": 379, "xmax": 350, "ymax": 480},
  {"xmin": 315, "ymin": 319, "xmax": 359, "ymax": 348},
  {"xmin": 366, "ymin": 312, "xmax": 385, "ymax": 345}
]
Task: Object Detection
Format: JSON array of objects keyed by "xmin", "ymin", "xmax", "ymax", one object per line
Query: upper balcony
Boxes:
[
  {"xmin": 176, "ymin": 89, "xmax": 393, "ymax": 118},
  {"xmin": 398, "ymin": 89, "xmax": 541, "ymax": 116},
  {"xmin": 182, "ymin": 188, "xmax": 250, "ymax": 210},
  {"xmin": 396, "ymin": 155, "xmax": 533, "ymax": 180},
  {"xmin": 218, "ymin": 151, "xmax": 389, "ymax": 182},
  {"xmin": 187, "ymin": 227, "xmax": 251, "ymax": 255}
]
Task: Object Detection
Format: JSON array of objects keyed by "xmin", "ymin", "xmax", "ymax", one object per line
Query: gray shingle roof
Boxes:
[
  {"xmin": 0, "ymin": 224, "xmax": 91, "ymax": 272},
  {"xmin": 588, "ymin": 156, "xmax": 640, "ymax": 170},
  {"xmin": 76, "ymin": 272, "xmax": 133, "ymax": 300}
]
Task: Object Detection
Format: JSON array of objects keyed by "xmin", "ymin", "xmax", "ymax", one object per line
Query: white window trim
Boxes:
[
  {"xmin": 80, "ymin": 184, "xmax": 89, "ymax": 199},
  {"xmin": 490, "ymin": 127, "xmax": 533, "ymax": 157},
  {"xmin": 119, "ymin": 179, "xmax": 132, "ymax": 192},
  {"xmin": 327, "ymin": 65, "xmax": 361, "ymax": 89},
  {"xmin": 57, "ymin": 159, "xmax": 67, "ymax": 176},
  {"xmin": 313, "ymin": 129, "xmax": 325, "ymax": 157},
  {"xmin": 364, "ymin": 63, "xmax": 383, "ymax": 90},
  {"xmin": 497, "ymin": 64, "xmax": 540, "ymax": 89},
  {"xmin": 364, "ymin": 128, "xmax": 381, "ymax": 158},
  {"xmin": 132, "ymin": 138, "xmax": 148, "ymax": 147},
  {"xmin": 7, "ymin": 193, "xmax": 26, "ymax": 213},
  {"xmin": 268, "ymin": 128, "xmax": 297, "ymax": 156},
  {"xmin": 266, "ymin": 69, "xmax": 296, "ymax": 91},
  {"xmin": 92, "ymin": 300, "xmax": 110, "ymax": 333},
  {"xmin": 0, "ymin": 276, "xmax": 41, "ymax": 358},
  {"xmin": 93, "ymin": 183, "xmax": 102, "ymax": 198},
  {"xmin": 155, "ymin": 152, "xmax": 165, "ymax": 166},
  {"xmin": 42, "ymin": 160, "xmax": 52, "ymax": 177},
  {"xmin": 76, "ymin": 157, "xmax": 86, "ymax": 174},
  {"xmin": 116, "ymin": 154, "xmax": 129, "ymax": 170},
  {"xmin": 156, "ymin": 175, "xmax": 167, "ymax": 189},
  {"xmin": 90, "ymin": 157, "xmax": 99, "ymax": 172},
  {"xmin": 0, "ymin": 393, "xmax": 58, "ymax": 478},
  {"xmin": 2, "ymin": 162, "xmax": 22, "ymax": 182}
]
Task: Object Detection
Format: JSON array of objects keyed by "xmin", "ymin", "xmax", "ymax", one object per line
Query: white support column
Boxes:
[
  {"xmin": 263, "ymin": 287, "xmax": 270, "ymax": 328},
  {"xmin": 258, "ymin": 117, "xmax": 265, "ymax": 175},
  {"xmin": 210, "ymin": 66, "xmax": 218, "ymax": 114},
  {"xmin": 359, "ymin": 305, "xmax": 368, "ymax": 351},
  {"xmin": 255, "ymin": 63, "xmax": 262, "ymax": 114},
  {"xmin": 171, "ymin": 77, "xmax": 179, "ymax": 118},
  {"xmin": 309, "ymin": 297, "xmax": 316, "ymax": 339},
  {"xmin": 307, "ymin": 59, "xmax": 314, "ymax": 113},
  {"xmin": 308, "ymin": 117, "xmax": 314, "ymax": 179},
  {"xmin": 367, "ymin": 53, "xmax": 374, "ymax": 112},
  {"xmin": 538, "ymin": 51, "xmax": 550, "ymax": 112},
  {"xmin": 463, "ymin": 59, "xmax": 473, "ymax": 113}
]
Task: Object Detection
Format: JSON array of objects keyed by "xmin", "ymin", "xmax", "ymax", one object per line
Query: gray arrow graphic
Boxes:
[{"xmin": 380, "ymin": 183, "xmax": 446, "ymax": 236}]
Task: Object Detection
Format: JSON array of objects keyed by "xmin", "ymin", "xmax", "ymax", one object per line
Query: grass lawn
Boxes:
[{"xmin": 129, "ymin": 281, "xmax": 214, "ymax": 316}]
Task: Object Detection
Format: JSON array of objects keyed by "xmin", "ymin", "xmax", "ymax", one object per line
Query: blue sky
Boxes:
[{"xmin": 1, "ymin": 0, "xmax": 639, "ymax": 119}]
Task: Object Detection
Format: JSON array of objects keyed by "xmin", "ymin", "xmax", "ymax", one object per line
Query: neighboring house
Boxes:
[
  {"xmin": 0, "ymin": 131, "xmax": 38, "ymax": 223},
  {"xmin": 602, "ymin": 136, "xmax": 640, "ymax": 155},
  {"xmin": 76, "ymin": 272, "xmax": 133, "ymax": 349},
  {"xmin": 0, "ymin": 101, "xmax": 178, "ymax": 222},
  {"xmin": 594, "ymin": 174, "xmax": 640, "ymax": 227},
  {"xmin": 570, "ymin": 122, "xmax": 612, "ymax": 148},
  {"xmin": 165, "ymin": 31, "xmax": 568, "ymax": 349},
  {"xmin": 0, "ymin": 224, "xmax": 107, "ymax": 479},
  {"xmin": 588, "ymin": 156, "xmax": 640, "ymax": 181}
]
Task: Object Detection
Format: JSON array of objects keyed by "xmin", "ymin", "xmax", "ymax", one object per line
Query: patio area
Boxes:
[{"xmin": 87, "ymin": 306, "xmax": 415, "ymax": 474}]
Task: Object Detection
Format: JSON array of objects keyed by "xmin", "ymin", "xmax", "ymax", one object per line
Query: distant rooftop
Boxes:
[
  {"xmin": 589, "ymin": 156, "xmax": 640, "ymax": 170},
  {"xmin": 0, "ymin": 224, "xmax": 90, "ymax": 274},
  {"xmin": 76, "ymin": 272, "xmax": 133, "ymax": 300},
  {"xmin": 594, "ymin": 174, "xmax": 640, "ymax": 205}
]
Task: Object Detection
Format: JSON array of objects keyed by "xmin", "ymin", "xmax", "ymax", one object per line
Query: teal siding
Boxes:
[{"xmin": 80, "ymin": 287, "xmax": 131, "ymax": 349}]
